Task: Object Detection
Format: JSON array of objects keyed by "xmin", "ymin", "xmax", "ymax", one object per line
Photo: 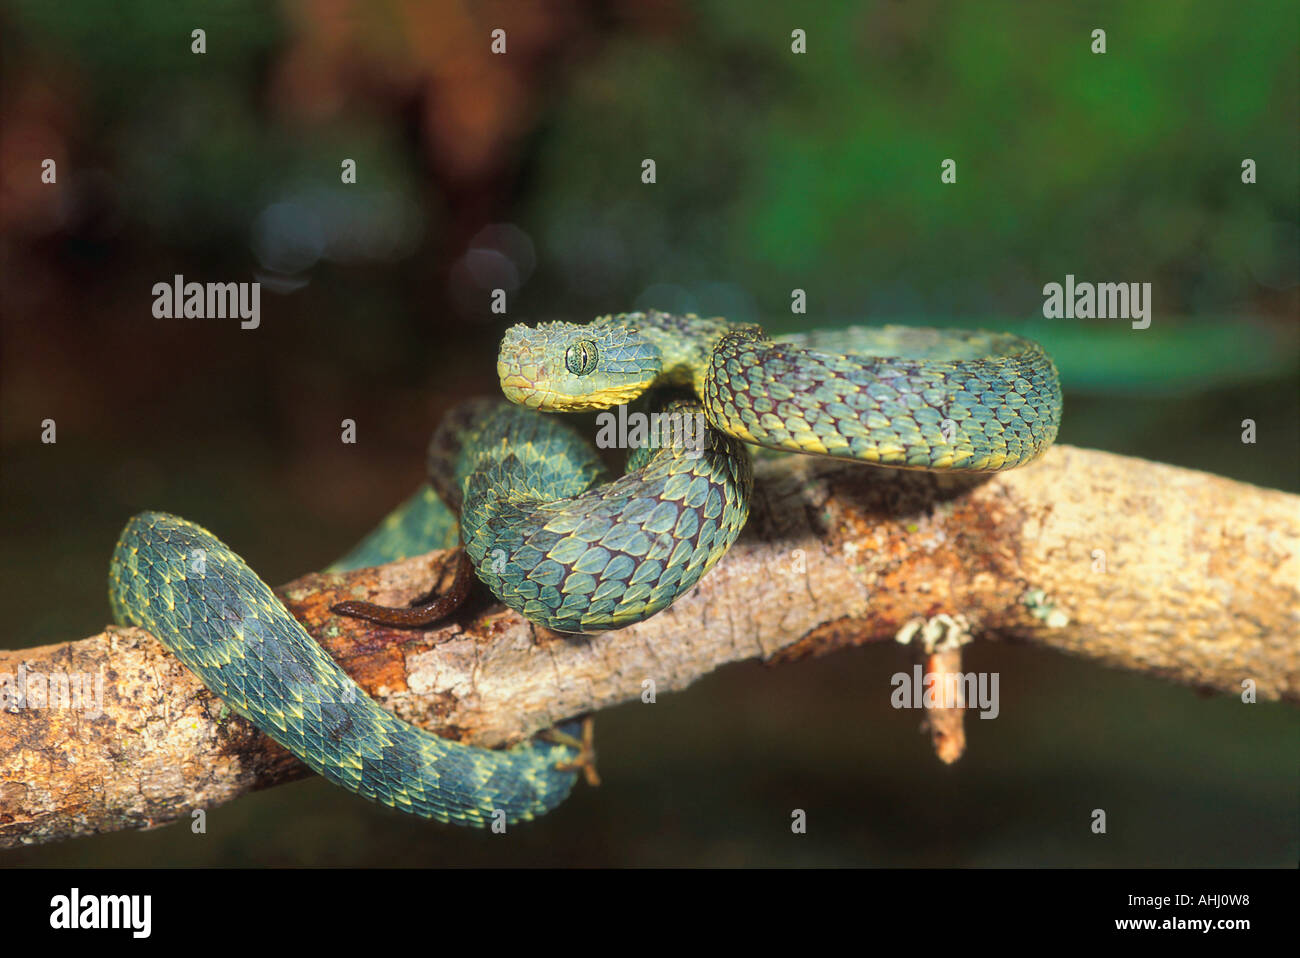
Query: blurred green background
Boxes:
[{"xmin": 1, "ymin": 0, "xmax": 1296, "ymax": 866}]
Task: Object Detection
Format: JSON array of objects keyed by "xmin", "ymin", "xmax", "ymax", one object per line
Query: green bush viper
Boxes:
[{"xmin": 109, "ymin": 310, "xmax": 1061, "ymax": 826}]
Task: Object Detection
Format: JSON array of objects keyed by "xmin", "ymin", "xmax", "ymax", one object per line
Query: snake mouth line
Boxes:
[
  {"xmin": 498, "ymin": 374, "xmax": 598, "ymax": 410},
  {"xmin": 499, "ymin": 373, "xmax": 651, "ymax": 412}
]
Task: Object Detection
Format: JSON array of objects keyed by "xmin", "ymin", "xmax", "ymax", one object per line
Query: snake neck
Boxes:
[{"xmin": 597, "ymin": 311, "xmax": 745, "ymax": 398}]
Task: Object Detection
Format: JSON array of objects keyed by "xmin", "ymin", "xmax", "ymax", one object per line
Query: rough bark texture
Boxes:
[{"xmin": 2, "ymin": 444, "xmax": 1296, "ymax": 848}]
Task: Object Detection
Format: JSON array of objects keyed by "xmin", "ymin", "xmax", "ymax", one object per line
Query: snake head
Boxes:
[{"xmin": 498, "ymin": 321, "xmax": 662, "ymax": 411}]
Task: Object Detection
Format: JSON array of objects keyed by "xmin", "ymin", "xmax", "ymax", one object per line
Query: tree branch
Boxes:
[{"xmin": 2, "ymin": 444, "xmax": 1296, "ymax": 847}]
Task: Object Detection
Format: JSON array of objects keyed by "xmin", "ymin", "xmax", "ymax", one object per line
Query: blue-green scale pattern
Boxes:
[{"xmin": 109, "ymin": 511, "xmax": 578, "ymax": 826}]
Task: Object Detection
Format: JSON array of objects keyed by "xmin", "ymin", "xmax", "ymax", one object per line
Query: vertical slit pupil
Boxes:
[{"xmin": 568, "ymin": 340, "xmax": 597, "ymax": 376}]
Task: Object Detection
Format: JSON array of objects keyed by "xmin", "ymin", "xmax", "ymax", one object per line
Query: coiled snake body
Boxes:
[{"xmin": 110, "ymin": 311, "xmax": 1061, "ymax": 825}]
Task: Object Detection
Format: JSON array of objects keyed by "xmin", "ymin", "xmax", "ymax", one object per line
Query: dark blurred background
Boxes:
[{"xmin": 1, "ymin": 0, "xmax": 1296, "ymax": 866}]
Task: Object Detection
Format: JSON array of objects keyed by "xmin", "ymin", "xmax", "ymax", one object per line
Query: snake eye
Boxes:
[{"xmin": 565, "ymin": 339, "xmax": 599, "ymax": 377}]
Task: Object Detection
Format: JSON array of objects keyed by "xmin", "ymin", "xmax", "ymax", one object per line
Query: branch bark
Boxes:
[{"xmin": 2, "ymin": 444, "xmax": 1296, "ymax": 847}]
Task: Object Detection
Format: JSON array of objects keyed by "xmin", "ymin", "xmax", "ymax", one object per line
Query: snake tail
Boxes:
[{"xmin": 109, "ymin": 511, "xmax": 578, "ymax": 826}]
